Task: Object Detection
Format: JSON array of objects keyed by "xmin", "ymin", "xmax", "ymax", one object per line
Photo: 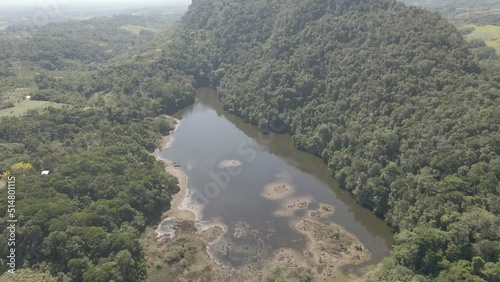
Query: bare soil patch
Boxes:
[
  {"xmin": 144, "ymin": 124, "xmax": 370, "ymax": 281},
  {"xmin": 217, "ymin": 159, "xmax": 243, "ymax": 169},
  {"xmin": 310, "ymin": 203, "xmax": 335, "ymax": 219},
  {"xmin": 261, "ymin": 182, "xmax": 294, "ymax": 200}
]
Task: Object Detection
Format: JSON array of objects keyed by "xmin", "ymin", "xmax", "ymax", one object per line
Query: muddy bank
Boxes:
[
  {"xmin": 143, "ymin": 216, "xmax": 371, "ymax": 282},
  {"xmin": 141, "ymin": 221, "xmax": 225, "ymax": 282},
  {"xmin": 262, "ymin": 179, "xmax": 371, "ymax": 281},
  {"xmin": 143, "ymin": 118, "xmax": 373, "ymax": 281},
  {"xmin": 293, "ymin": 219, "xmax": 371, "ymax": 280},
  {"xmin": 217, "ymin": 159, "xmax": 243, "ymax": 169},
  {"xmin": 153, "ymin": 120, "xmax": 201, "ymax": 222},
  {"xmin": 261, "ymin": 182, "xmax": 295, "ymax": 200},
  {"xmin": 145, "ymin": 119, "xmax": 227, "ymax": 281}
]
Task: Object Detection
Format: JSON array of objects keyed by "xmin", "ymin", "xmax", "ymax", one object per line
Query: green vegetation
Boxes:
[
  {"xmin": 419, "ymin": 0, "xmax": 500, "ymax": 68},
  {"xmin": 169, "ymin": 0, "xmax": 500, "ymax": 280},
  {"xmin": 163, "ymin": 245, "xmax": 187, "ymax": 265},
  {"xmin": 267, "ymin": 267, "xmax": 312, "ymax": 282},
  {"xmin": 465, "ymin": 25, "xmax": 500, "ymax": 53},
  {"xmin": 329, "ymin": 229, "xmax": 341, "ymax": 240},
  {"xmin": 120, "ymin": 25, "xmax": 157, "ymax": 36},
  {"xmin": 0, "ymin": 11, "xmax": 195, "ymax": 282},
  {"xmin": 0, "ymin": 107, "xmax": 186, "ymax": 281},
  {"xmin": 0, "ymin": 269, "xmax": 56, "ymax": 282},
  {"xmin": 1, "ymin": 0, "xmax": 499, "ymax": 281}
]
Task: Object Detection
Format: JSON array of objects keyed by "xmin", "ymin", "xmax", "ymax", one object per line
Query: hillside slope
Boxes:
[
  {"xmin": 170, "ymin": 0, "xmax": 500, "ymax": 280},
  {"xmin": 0, "ymin": 14, "xmax": 195, "ymax": 281}
]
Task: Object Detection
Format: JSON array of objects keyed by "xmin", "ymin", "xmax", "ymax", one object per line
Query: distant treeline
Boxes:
[{"xmin": 402, "ymin": 0, "xmax": 500, "ymax": 25}]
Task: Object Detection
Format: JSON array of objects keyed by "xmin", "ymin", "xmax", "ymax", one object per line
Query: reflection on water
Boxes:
[{"xmin": 159, "ymin": 88, "xmax": 394, "ymax": 269}]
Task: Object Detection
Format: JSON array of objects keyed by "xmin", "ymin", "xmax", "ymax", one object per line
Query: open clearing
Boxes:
[
  {"xmin": 0, "ymin": 100, "xmax": 67, "ymax": 117},
  {"xmin": 465, "ymin": 24, "xmax": 500, "ymax": 53},
  {"xmin": 119, "ymin": 25, "xmax": 157, "ymax": 35},
  {"xmin": 0, "ymin": 88, "xmax": 68, "ymax": 117}
]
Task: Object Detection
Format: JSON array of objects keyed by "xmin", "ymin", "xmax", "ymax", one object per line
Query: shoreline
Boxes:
[
  {"xmin": 144, "ymin": 117, "xmax": 375, "ymax": 281},
  {"xmin": 143, "ymin": 117, "xmax": 229, "ymax": 281},
  {"xmin": 153, "ymin": 119, "xmax": 199, "ymax": 222}
]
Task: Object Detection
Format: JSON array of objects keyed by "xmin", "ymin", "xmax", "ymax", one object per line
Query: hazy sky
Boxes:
[{"xmin": 0, "ymin": 0, "xmax": 191, "ymax": 8}]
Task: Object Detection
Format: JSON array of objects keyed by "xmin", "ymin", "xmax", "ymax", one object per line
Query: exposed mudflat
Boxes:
[
  {"xmin": 261, "ymin": 178, "xmax": 370, "ymax": 281},
  {"xmin": 273, "ymin": 195, "xmax": 313, "ymax": 217},
  {"xmin": 310, "ymin": 203, "xmax": 335, "ymax": 219},
  {"xmin": 143, "ymin": 166, "xmax": 371, "ymax": 281},
  {"xmin": 141, "ymin": 220, "xmax": 225, "ymax": 282},
  {"xmin": 261, "ymin": 182, "xmax": 295, "ymax": 200},
  {"xmin": 142, "ymin": 113, "xmax": 381, "ymax": 281},
  {"xmin": 217, "ymin": 159, "xmax": 243, "ymax": 169}
]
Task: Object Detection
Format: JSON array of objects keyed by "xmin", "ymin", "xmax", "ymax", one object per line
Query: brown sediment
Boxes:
[
  {"xmin": 292, "ymin": 219, "xmax": 372, "ymax": 281},
  {"xmin": 261, "ymin": 182, "xmax": 295, "ymax": 200},
  {"xmin": 270, "ymin": 195, "xmax": 370, "ymax": 280},
  {"xmin": 141, "ymin": 220, "xmax": 225, "ymax": 282},
  {"xmin": 217, "ymin": 159, "xmax": 243, "ymax": 169},
  {"xmin": 164, "ymin": 165, "xmax": 198, "ymax": 222},
  {"xmin": 144, "ymin": 118, "xmax": 228, "ymax": 281},
  {"xmin": 144, "ymin": 118, "xmax": 371, "ymax": 281},
  {"xmin": 155, "ymin": 135, "xmax": 171, "ymax": 152},
  {"xmin": 273, "ymin": 195, "xmax": 313, "ymax": 217},
  {"xmin": 221, "ymin": 221, "xmax": 367, "ymax": 282},
  {"xmin": 273, "ymin": 197, "xmax": 334, "ymax": 219},
  {"xmin": 153, "ymin": 119, "xmax": 199, "ymax": 222},
  {"xmin": 309, "ymin": 203, "xmax": 335, "ymax": 219}
]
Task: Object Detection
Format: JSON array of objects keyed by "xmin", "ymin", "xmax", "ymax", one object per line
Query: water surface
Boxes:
[{"xmin": 159, "ymin": 88, "xmax": 394, "ymax": 270}]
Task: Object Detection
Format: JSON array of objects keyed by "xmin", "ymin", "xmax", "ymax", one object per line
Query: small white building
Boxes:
[
  {"xmin": 25, "ymin": 95, "xmax": 32, "ymax": 100},
  {"xmin": 41, "ymin": 170, "xmax": 50, "ymax": 175}
]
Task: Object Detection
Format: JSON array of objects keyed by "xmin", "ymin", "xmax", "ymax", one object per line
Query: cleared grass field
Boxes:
[
  {"xmin": 465, "ymin": 24, "xmax": 500, "ymax": 53},
  {"xmin": 119, "ymin": 25, "xmax": 157, "ymax": 35},
  {"xmin": 0, "ymin": 100, "xmax": 67, "ymax": 117},
  {"xmin": 0, "ymin": 88, "xmax": 67, "ymax": 117},
  {"xmin": 0, "ymin": 87, "xmax": 32, "ymax": 100}
]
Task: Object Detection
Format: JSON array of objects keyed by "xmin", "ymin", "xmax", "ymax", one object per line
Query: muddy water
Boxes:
[{"xmin": 159, "ymin": 88, "xmax": 394, "ymax": 270}]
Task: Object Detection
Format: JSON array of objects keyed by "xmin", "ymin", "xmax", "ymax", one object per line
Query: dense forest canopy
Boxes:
[
  {"xmin": 164, "ymin": 0, "xmax": 500, "ymax": 280},
  {"xmin": 0, "ymin": 12, "xmax": 196, "ymax": 281},
  {"xmin": 0, "ymin": 0, "xmax": 499, "ymax": 281}
]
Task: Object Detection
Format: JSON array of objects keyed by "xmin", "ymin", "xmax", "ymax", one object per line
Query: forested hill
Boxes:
[
  {"xmin": 170, "ymin": 0, "xmax": 500, "ymax": 280},
  {"xmin": 0, "ymin": 13, "xmax": 195, "ymax": 281}
]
